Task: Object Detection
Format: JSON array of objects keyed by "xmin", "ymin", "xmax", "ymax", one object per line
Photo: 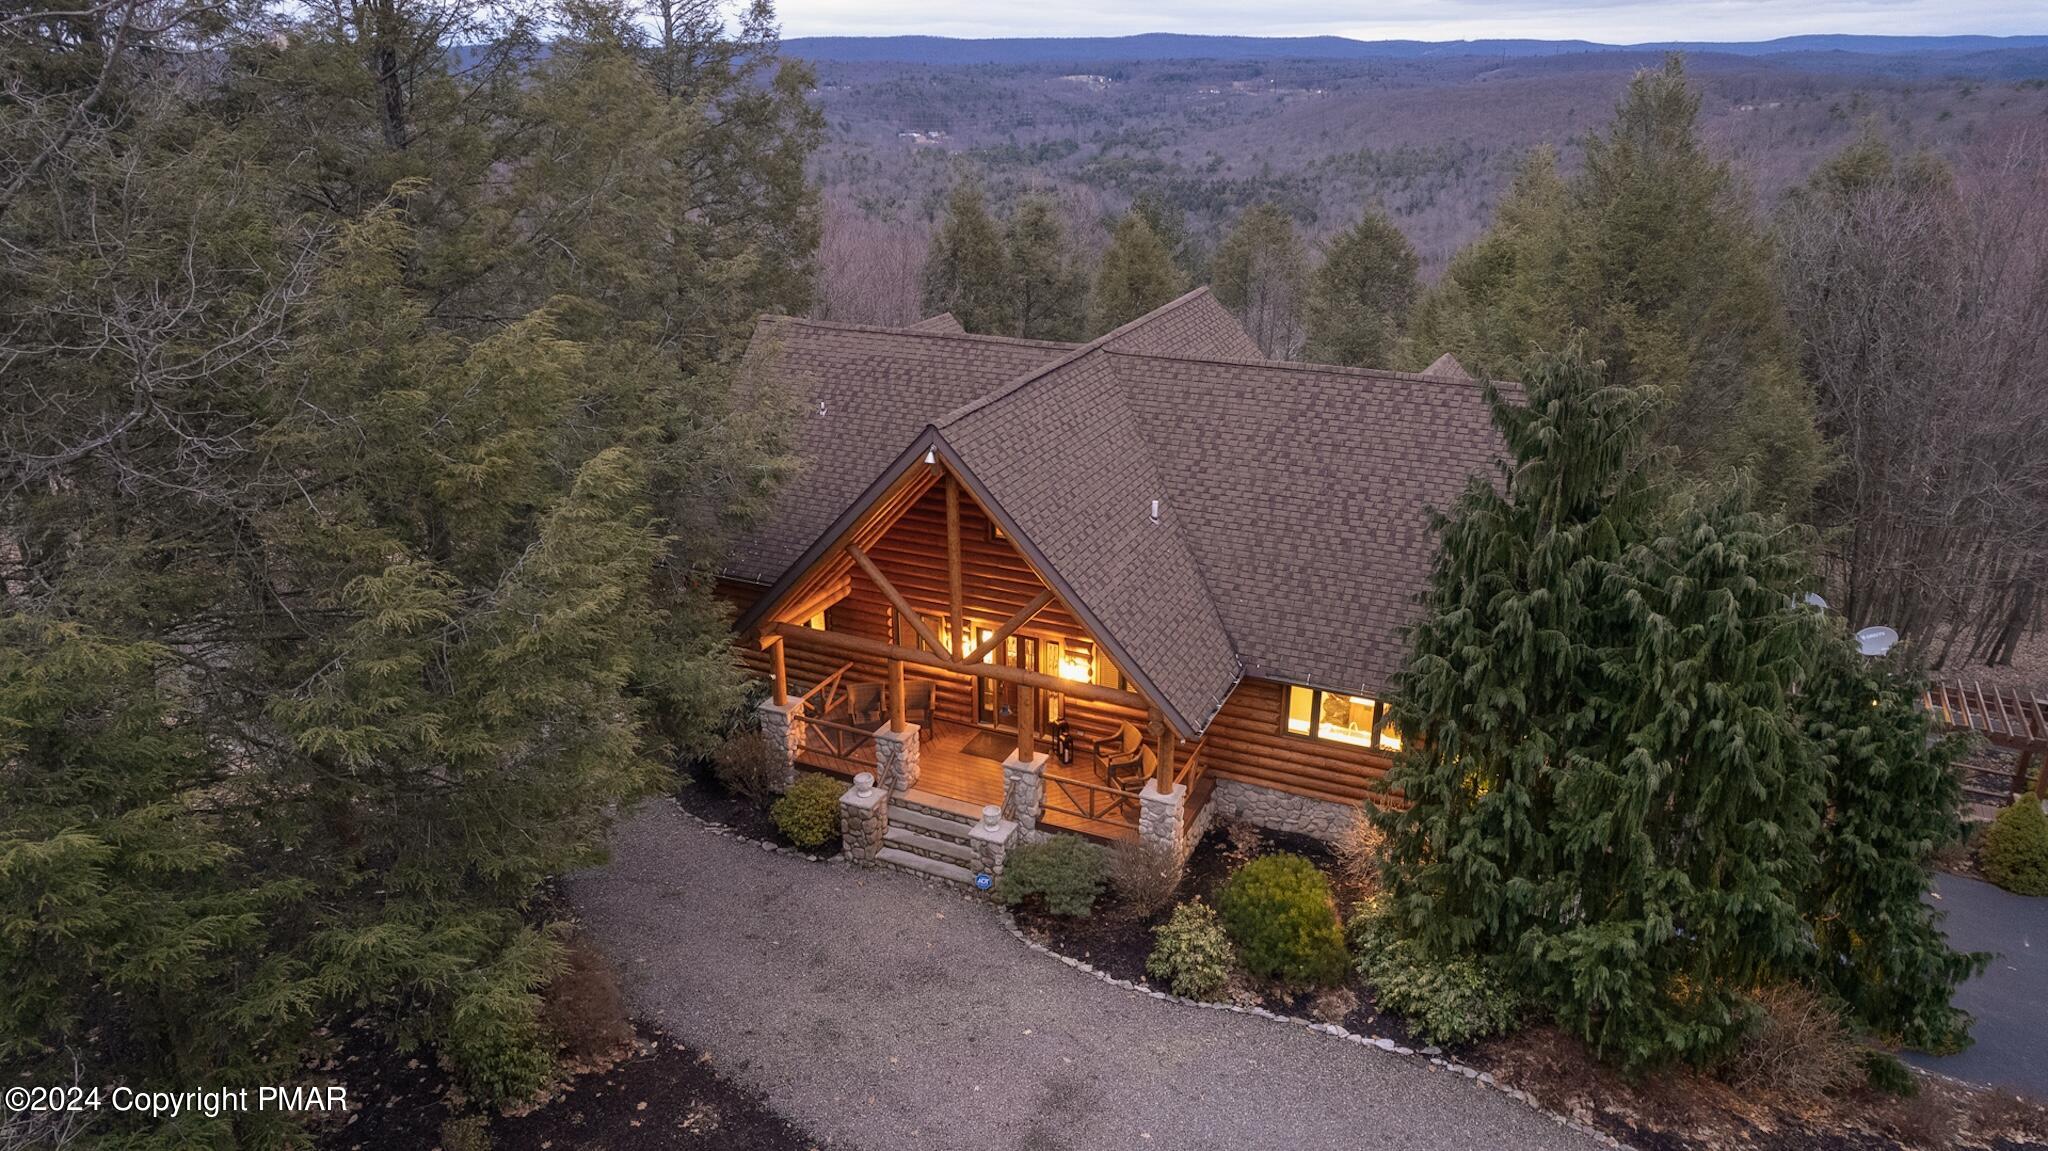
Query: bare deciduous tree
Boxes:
[{"xmin": 1778, "ymin": 136, "xmax": 2048, "ymax": 666}]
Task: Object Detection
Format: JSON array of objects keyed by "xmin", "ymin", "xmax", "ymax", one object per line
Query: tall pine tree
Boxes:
[
  {"xmin": 1091, "ymin": 209, "xmax": 1183, "ymax": 333},
  {"xmin": 1005, "ymin": 193, "xmax": 1087, "ymax": 341},
  {"xmin": 921, "ymin": 181, "xmax": 1012, "ymax": 333},
  {"xmin": 1408, "ymin": 58, "xmax": 1824, "ymax": 512},
  {"xmin": 1210, "ymin": 204, "xmax": 1309, "ymax": 357},
  {"xmin": 1303, "ymin": 206, "xmax": 1420, "ymax": 368}
]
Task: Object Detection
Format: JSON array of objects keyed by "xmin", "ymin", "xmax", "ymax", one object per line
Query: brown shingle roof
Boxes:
[
  {"xmin": 726, "ymin": 291, "xmax": 1510, "ymax": 734},
  {"xmin": 724, "ymin": 316, "xmax": 1076, "ymax": 584}
]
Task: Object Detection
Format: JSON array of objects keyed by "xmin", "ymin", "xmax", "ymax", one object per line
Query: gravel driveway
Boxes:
[{"xmin": 569, "ymin": 802, "xmax": 1603, "ymax": 1151}]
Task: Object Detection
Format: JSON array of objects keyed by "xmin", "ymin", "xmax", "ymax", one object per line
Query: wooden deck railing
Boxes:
[
  {"xmin": 803, "ymin": 715, "xmax": 877, "ymax": 768},
  {"xmin": 1042, "ymin": 767, "xmax": 1141, "ymax": 826}
]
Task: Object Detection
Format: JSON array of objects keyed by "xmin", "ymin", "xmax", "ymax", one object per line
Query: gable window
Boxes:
[{"xmin": 1284, "ymin": 684, "xmax": 1401, "ymax": 751}]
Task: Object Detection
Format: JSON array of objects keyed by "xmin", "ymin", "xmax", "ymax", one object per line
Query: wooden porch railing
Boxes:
[
  {"xmin": 1042, "ymin": 767, "xmax": 1142, "ymax": 827},
  {"xmin": 803, "ymin": 715, "xmax": 877, "ymax": 767}
]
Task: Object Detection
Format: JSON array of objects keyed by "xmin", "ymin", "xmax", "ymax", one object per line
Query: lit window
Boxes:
[
  {"xmin": 1054, "ymin": 640, "xmax": 1094, "ymax": 683},
  {"xmin": 1318, "ymin": 692, "xmax": 1376, "ymax": 747},
  {"xmin": 1286, "ymin": 683, "xmax": 1315, "ymax": 736},
  {"xmin": 803, "ymin": 611, "xmax": 826, "ymax": 631},
  {"xmin": 1285, "ymin": 684, "xmax": 1399, "ymax": 751}
]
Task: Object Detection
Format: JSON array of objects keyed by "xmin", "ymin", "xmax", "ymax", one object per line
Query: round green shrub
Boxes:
[
  {"xmin": 1146, "ymin": 900, "xmax": 1236, "ymax": 1001},
  {"xmin": 994, "ymin": 834, "xmax": 1107, "ymax": 917},
  {"xmin": 1981, "ymin": 801, "xmax": 2048, "ymax": 897},
  {"xmin": 1347, "ymin": 897, "xmax": 1522, "ymax": 1046},
  {"xmin": 770, "ymin": 773, "xmax": 843, "ymax": 849},
  {"xmin": 1215, "ymin": 853, "xmax": 1347, "ymax": 987}
]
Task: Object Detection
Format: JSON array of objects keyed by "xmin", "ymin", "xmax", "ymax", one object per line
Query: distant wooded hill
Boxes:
[{"xmin": 784, "ymin": 33, "xmax": 2048, "ymax": 66}]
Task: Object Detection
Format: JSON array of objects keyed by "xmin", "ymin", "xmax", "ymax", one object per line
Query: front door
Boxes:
[{"xmin": 976, "ymin": 632, "xmax": 1041, "ymax": 731}]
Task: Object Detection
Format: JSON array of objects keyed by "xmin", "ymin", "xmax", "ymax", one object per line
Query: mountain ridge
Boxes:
[{"xmin": 782, "ymin": 32, "xmax": 2048, "ymax": 66}]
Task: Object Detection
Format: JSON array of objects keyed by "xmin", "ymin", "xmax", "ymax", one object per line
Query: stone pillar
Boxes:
[
  {"xmin": 755, "ymin": 698, "xmax": 802, "ymax": 792},
  {"xmin": 873, "ymin": 724, "xmax": 921, "ymax": 793},
  {"xmin": 1001, "ymin": 751, "xmax": 1048, "ymax": 830},
  {"xmin": 839, "ymin": 772, "xmax": 888, "ymax": 865},
  {"xmin": 1139, "ymin": 779, "xmax": 1188, "ymax": 862},
  {"xmin": 968, "ymin": 803, "xmax": 1019, "ymax": 881}
]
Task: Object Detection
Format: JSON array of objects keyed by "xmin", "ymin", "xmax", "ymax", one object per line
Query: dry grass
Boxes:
[
  {"xmin": 541, "ymin": 939, "xmax": 635, "ymax": 1067},
  {"xmin": 1330, "ymin": 811, "xmax": 1384, "ymax": 903},
  {"xmin": 1724, "ymin": 985, "xmax": 1863, "ymax": 1101},
  {"xmin": 712, "ymin": 732, "xmax": 784, "ymax": 808},
  {"xmin": 1106, "ymin": 838, "xmax": 1183, "ymax": 917},
  {"xmin": 1309, "ymin": 986, "xmax": 1359, "ymax": 1024}
]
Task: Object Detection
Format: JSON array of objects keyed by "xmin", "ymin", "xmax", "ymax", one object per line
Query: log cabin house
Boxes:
[{"xmin": 718, "ymin": 289, "xmax": 1508, "ymax": 884}]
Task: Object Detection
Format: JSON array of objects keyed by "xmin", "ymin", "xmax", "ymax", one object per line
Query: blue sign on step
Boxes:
[{"xmin": 975, "ymin": 872, "xmax": 993, "ymax": 890}]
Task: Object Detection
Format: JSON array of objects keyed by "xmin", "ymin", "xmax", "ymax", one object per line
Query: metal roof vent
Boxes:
[
  {"xmin": 1149, "ymin": 498, "xmax": 1161, "ymax": 525},
  {"xmin": 817, "ymin": 400, "xmax": 827, "ymax": 416}
]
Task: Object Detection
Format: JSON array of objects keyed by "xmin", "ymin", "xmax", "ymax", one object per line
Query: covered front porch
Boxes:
[{"xmin": 794, "ymin": 707, "xmax": 1151, "ymax": 842}]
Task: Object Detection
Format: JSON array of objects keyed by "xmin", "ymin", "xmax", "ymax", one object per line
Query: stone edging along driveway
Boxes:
[{"xmin": 623, "ymin": 797, "xmax": 1624, "ymax": 1151}]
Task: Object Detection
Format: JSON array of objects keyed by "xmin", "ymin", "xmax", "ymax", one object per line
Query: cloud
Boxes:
[{"xmin": 775, "ymin": 0, "xmax": 2045, "ymax": 42}]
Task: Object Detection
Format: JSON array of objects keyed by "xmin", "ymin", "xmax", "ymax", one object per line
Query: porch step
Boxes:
[
  {"xmin": 892, "ymin": 788, "xmax": 985, "ymax": 824},
  {"xmin": 883, "ymin": 825, "xmax": 977, "ymax": 866},
  {"xmin": 886, "ymin": 807, "xmax": 975, "ymax": 845},
  {"xmin": 875, "ymin": 846, "xmax": 977, "ymax": 886}
]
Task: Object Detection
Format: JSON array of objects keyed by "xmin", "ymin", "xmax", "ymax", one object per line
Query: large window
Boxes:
[{"xmin": 1284, "ymin": 685, "xmax": 1402, "ymax": 751}]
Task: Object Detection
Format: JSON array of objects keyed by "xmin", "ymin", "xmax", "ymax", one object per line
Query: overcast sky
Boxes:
[{"xmin": 775, "ymin": 1, "xmax": 2046, "ymax": 42}]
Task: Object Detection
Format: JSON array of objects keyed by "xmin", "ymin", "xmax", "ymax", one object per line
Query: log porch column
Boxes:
[
  {"xmin": 874, "ymin": 656, "xmax": 920, "ymax": 792},
  {"xmin": 768, "ymin": 635, "xmax": 788, "ymax": 707}
]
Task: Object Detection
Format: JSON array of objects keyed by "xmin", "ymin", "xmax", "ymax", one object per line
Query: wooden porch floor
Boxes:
[{"xmin": 797, "ymin": 721, "xmax": 1137, "ymax": 841}]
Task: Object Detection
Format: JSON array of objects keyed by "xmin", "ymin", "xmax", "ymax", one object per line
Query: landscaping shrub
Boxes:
[
  {"xmin": 712, "ymin": 731, "xmax": 784, "ymax": 807},
  {"xmin": 770, "ymin": 772, "xmax": 842, "ymax": 849},
  {"xmin": 540, "ymin": 939, "xmax": 633, "ymax": 1063},
  {"xmin": 1349, "ymin": 897, "xmax": 1520, "ymax": 1045},
  {"xmin": 445, "ymin": 1002, "xmax": 553, "ymax": 1106},
  {"xmin": 1981, "ymin": 800, "xmax": 2048, "ymax": 896},
  {"xmin": 1863, "ymin": 1050, "xmax": 1919, "ymax": 1097},
  {"xmin": 1214, "ymin": 853, "xmax": 1347, "ymax": 987},
  {"xmin": 1145, "ymin": 900, "xmax": 1235, "ymax": 1000},
  {"xmin": 1108, "ymin": 838, "xmax": 1183, "ymax": 916},
  {"xmin": 994, "ymin": 835, "xmax": 1107, "ymax": 917},
  {"xmin": 1725, "ymin": 985, "xmax": 1862, "ymax": 1099}
]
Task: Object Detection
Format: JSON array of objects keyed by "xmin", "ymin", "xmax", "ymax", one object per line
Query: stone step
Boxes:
[
  {"xmin": 875, "ymin": 846, "xmax": 977, "ymax": 886},
  {"xmin": 885, "ymin": 806, "xmax": 976, "ymax": 844},
  {"xmin": 883, "ymin": 825, "xmax": 977, "ymax": 866},
  {"xmin": 892, "ymin": 788, "xmax": 985, "ymax": 824}
]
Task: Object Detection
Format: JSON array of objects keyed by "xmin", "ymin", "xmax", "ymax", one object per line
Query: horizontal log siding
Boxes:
[
  {"xmin": 739, "ymin": 480, "xmax": 1196, "ymax": 773},
  {"xmin": 1199, "ymin": 678, "xmax": 1393, "ymax": 808}
]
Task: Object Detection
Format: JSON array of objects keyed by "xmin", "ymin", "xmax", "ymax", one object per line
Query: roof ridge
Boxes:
[
  {"xmin": 936, "ymin": 286, "xmax": 1223, "ymax": 428},
  {"xmin": 1099, "ymin": 346, "xmax": 1519, "ymax": 392},
  {"xmin": 758, "ymin": 313, "xmax": 1082, "ymax": 351}
]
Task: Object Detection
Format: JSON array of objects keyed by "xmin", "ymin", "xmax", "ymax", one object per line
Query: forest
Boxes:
[{"xmin": 2, "ymin": 3, "xmax": 2046, "ymax": 1148}]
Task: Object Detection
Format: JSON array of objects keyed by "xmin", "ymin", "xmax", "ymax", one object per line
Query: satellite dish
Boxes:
[
  {"xmin": 1802, "ymin": 592, "xmax": 1830, "ymax": 611},
  {"xmin": 1855, "ymin": 626, "xmax": 1899, "ymax": 657}
]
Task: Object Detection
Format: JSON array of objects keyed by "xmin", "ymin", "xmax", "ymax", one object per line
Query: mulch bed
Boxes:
[
  {"xmin": 1010, "ymin": 818, "xmax": 2048, "ymax": 1151},
  {"xmin": 1011, "ymin": 822, "xmax": 1426, "ymax": 1051},
  {"xmin": 317, "ymin": 1017, "xmax": 818, "ymax": 1151},
  {"xmin": 674, "ymin": 755, "xmax": 842, "ymax": 857}
]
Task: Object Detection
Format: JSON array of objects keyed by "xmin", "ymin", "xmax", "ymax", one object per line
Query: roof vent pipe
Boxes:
[{"xmin": 1149, "ymin": 498, "xmax": 1161, "ymax": 525}]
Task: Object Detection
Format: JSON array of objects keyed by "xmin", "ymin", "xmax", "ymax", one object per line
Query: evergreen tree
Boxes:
[
  {"xmin": 1, "ymin": 0, "xmax": 809, "ymax": 1140},
  {"xmin": 1210, "ymin": 204, "xmax": 1309, "ymax": 357},
  {"xmin": 1005, "ymin": 194, "xmax": 1087, "ymax": 341},
  {"xmin": 1303, "ymin": 206, "xmax": 1420, "ymax": 367},
  {"xmin": 1802, "ymin": 633, "xmax": 1986, "ymax": 1050},
  {"xmin": 1380, "ymin": 343, "xmax": 1826, "ymax": 1071},
  {"xmin": 1091, "ymin": 209, "xmax": 1183, "ymax": 333},
  {"xmin": 1408, "ymin": 59, "xmax": 1824, "ymax": 512},
  {"xmin": 921, "ymin": 181, "xmax": 1012, "ymax": 333}
]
